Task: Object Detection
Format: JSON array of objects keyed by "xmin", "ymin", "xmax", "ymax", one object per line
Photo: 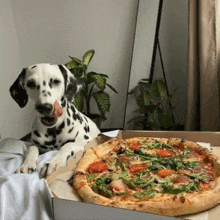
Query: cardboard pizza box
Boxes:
[{"xmin": 45, "ymin": 130, "xmax": 220, "ymax": 220}]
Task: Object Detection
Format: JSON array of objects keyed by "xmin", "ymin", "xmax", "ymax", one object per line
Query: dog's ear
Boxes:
[
  {"xmin": 58, "ymin": 65, "xmax": 83, "ymax": 102},
  {"xmin": 9, "ymin": 68, "xmax": 28, "ymax": 108}
]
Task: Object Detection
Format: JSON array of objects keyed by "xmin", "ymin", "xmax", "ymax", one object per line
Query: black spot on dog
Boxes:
[
  {"xmin": 43, "ymin": 81, "xmax": 46, "ymax": 86},
  {"xmin": 70, "ymin": 105, "xmax": 82, "ymax": 123},
  {"xmin": 31, "ymin": 65, "xmax": 36, "ymax": 69},
  {"xmin": 44, "ymin": 139, "xmax": 56, "ymax": 146},
  {"xmin": 49, "ymin": 79, "xmax": 53, "ymax": 89},
  {"xmin": 67, "ymin": 118, "xmax": 70, "ymax": 126},
  {"xmin": 62, "ymin": 139, "xmax": 76, "ymax": 145},
  {"xmin": 34, "ymin": 130, "xmax": 41, "ymax": 137},
  {"xmin": 68, "ymin": 127, "xmax": 74, "ymax": 133},
  {"xmin": 40, "ymin": 145, "xmax": 48, "ymax": 149},
  {"xmin": 84, "ymin": 116, "xmax": 88, "ymax": 123},
  {"xmin": 70, "ymin": 105, "xmax": 76, "ymax": 114},
  {"xmin": 66, "ymin": 155, "xmax": 70, "ymax": 161},
  {"xmin": 71, "ymin": 151, "xmax": 74, "ymax": 156},
  {"xmin": 84, "ymin": 135, "xmax": 89, "ymax": 140},
  {"xmin": 73, "ymin": 112, "xmax": 83, "ymax": 124},
  {"xmin": 47, "ymin": 127, "xmax": 56, "ymax": 138},
  {"xmin": 48, "ymin": 91, "xmax": 51, "ymax": 96},
  {"xmin": 67, "ymin": 105, "xmax": 71, "ymax": 117},
  {"xmin": 54, "ymin": 145, "xmax": 59, "ymax": 149},
  {"xmin": 61, "ymin": 96, "xmax": 65, "ymax": 102},
  {"xmin": 84, "ymin": 126, "xmax": 90, "ymax": 133},
  {"xmin": 62, "ymin": 131, "xmax": 79, "ymax": 146},
  {"xmin": 45, "ymin": 134, "xmax": 49, "ymax": 138},
  {"xmin": 58, "ymin": 65, "xmax": 67, "ymax": 90},
  {"xmin": 37, "ymin": 85, "xmax": 40, "ymax": 90},
  {"xmin": 56, "ymin": 121, "xmax": 65, "ymax": 135},
  {"xmin": 66, "ymin": 77, "xmax": 77, "ymax": 101},
  {"xmin": 61, "ymin": 98, "xmax": 66, "ymax": 108},
  {"xmin": 33, "ymin": 140, "xmax": 40, "ymax": 146}
]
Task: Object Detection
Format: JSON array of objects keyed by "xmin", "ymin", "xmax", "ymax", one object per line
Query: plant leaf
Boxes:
[
  {"xmin": 65, "ymin": 57, "xmax": 81, "ymax": 69},
  {"xmin": 136, "ymin": 91, "xmax": 150, "ymax": 109},
  {"xmin": 127, "ymin": 115, "xmax": 146, "ymax": 124},
  {"xmin": 92, "ymin": 91, "xmax": 110, "ymax": 120},
  {"xmin": 90, "ymin": 74, "xmax": 106, "ymax": 90},
  {"xmin": 158, "ymin": 113, "xmax": 174, "ymax": 129},
  {"xmin": 70, "ymin": 66, "xmax": 86, "ymax": 78},
  {"xmin": 72, "ymin": 91, "xmax": 84, "ymax": 112},
  {"xmin": 68, "ymin": 56, "xmax": 81, "ymax": 64},
  {"xmin": 83, "ymin": 50, "xmax": 95, "ymax": 66},
  {"xmin": 151, "ymin": 79, "xmax": 167, "ymax": 99}
]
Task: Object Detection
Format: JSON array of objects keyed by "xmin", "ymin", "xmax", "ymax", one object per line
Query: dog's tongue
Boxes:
[{"xmin": 53, "ymin": 101, "xmax": 63, "ymax": 117}]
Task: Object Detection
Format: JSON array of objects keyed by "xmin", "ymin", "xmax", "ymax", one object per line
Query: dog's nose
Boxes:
[{"xmin": 35, "ymin": 103, "xmax": 53, "ymax": 115}]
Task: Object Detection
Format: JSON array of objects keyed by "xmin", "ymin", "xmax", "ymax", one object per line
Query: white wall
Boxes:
[{"xmin": 0, "ymin": 0, "xmax": 138, "ymax": 139}]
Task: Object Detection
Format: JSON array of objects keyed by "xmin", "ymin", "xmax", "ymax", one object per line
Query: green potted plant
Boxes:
[
  {"xmin": 65, "ymin": 49, "xmax": 118, "ymax": 127},
  {"xmin": 128, "ymin": 78, "xmax": 183, "ymax": 130}
]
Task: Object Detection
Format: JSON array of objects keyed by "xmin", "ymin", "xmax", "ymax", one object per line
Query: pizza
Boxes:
[{"xmin": 73, "ymin": 137, "xmax": 220, "ymax": 216}]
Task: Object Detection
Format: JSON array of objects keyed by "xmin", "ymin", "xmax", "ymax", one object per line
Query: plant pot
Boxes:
[{"xmin": 87, "ymin": 114, "xmax": 102, "ymax": 129}]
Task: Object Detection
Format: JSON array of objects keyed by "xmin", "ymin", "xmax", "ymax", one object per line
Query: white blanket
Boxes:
[{"xmin": 0, "ymin": 138, "xmax": 55, "ymax": 220}]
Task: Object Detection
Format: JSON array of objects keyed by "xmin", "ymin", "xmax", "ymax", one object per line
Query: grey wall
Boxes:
[{"xmin": 0, "ymin": 0, "xmax": 188, "ymax": 139}]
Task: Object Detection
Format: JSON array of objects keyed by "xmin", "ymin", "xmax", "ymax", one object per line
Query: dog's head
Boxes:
[{"xmin": 10, "ymin": 64, "xmax": 82, "ymax": 127}]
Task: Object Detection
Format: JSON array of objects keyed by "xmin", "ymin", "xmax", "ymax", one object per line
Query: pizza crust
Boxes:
[{"xmin": 73, "ymin": 137, "xmax": 220, "ymax": 216}]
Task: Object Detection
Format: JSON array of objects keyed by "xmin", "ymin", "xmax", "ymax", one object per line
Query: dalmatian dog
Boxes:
[{"xmin": 10, "ymin": 63, "xmax": 100, "ymax": 178}]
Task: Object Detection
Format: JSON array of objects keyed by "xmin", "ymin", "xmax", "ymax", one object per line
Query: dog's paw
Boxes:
[
  {"xmin": 40, "ymin": 153, "xmax": 72, "ymax": 178},
  {"xmin": 16, "ymin": 158, "xmax": 39, "ymax": 174}
]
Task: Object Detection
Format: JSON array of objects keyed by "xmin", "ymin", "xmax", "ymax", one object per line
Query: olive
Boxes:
[
  {"xmin": 154, "ymin": 178, "xmax": 159, "ymax": 184},
  {"xmin": 134, "ymin": 149, "xmax": 140, "ymax": 154},
  {"xmin": 118, "ymin": 147, "xmax": 125, "ymax": 155},
  {"xmin": 105, "ymin": 178, "xmax": 112, "ymax": 184}
]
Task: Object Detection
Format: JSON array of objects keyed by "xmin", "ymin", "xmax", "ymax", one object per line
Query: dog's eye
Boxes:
[
  {"xmin": 26, "ymin": 80, "xmax": 36, "ymax": 89},
  {"xmin": 53, "ymin": 79, "xmax": 61, "ymax": 85}
]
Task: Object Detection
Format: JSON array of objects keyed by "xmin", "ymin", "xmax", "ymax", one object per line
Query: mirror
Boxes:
[{"xmin": 124, "ymin": 0, "xmax": 160, "ymax": 129}]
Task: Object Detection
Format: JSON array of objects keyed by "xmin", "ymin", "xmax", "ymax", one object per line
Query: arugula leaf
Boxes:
[
  {"xmin": 87, "ymin": 173, "xmax": 96, "ymax": 183},
  {"xmin": 160, "ymin": 181, "xmax": 199, "ymax": 194},
  {"xmin": 122, "ymin": 177, "xmax": 155, "ymax": 189},
  {"xmin": 119, "ymin": 161, "xmax": 127, "ymax": 172},
  {"xmin": 91, "ymin": 177, "xmax": 115, "ymax": 197},
  {"xmin": 186, "ymin": 173, "xmax": 212, "ymax": 183},
  {"xmin": 111, "ymin": 171, "xmax": 128, "ymax": 180},
  {"xmin": 139, "ymin": 141, "xmax": 161, "ymax": 149},
  {"xmin": 131, "ymin": 190, "xmax": 157, "ymax": 199},
  {"xmin": 125, "ymin": 149, "xmax": 158, "ymax": 161},
  {"xmin": 125, "ymin": 149, "xmax": 198, "ymax": 172},
  {"xmin": 178, "ymin": 146, "xmax": 190, "ymax": 158}
]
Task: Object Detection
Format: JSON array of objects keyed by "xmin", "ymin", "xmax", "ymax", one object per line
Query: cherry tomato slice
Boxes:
[
  {"xmin": 129, "ymin": 164, "xmax": 147, "ymax": 174},
  {"xmin": 130, "ymin": 143, "xmax": 140, "ymax": 151},
  {"xmin": 88, "ymin": 161, "xmax": 108, "ymax": 173},
  {"xmin": 157, "ymin": 169, "xmax": 174, "ymax": 178},
  {"xmin": 157, "ymin": 149, "xmax": 175, "ymax": 157}
]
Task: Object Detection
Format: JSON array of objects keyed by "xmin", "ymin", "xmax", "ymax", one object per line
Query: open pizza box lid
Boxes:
[{"xmin": 45, "ymin": 130, "xmax": 220, "ymax": 220}]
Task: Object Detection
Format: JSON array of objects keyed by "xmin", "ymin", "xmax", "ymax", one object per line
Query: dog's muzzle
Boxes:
[
  {"xmin": 36, "ymin": 101, "xmax": 63, "ymax": 127},
  {"xmin": 36, "ymin": 103, "xmax": 53, "ymax": 115}
]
